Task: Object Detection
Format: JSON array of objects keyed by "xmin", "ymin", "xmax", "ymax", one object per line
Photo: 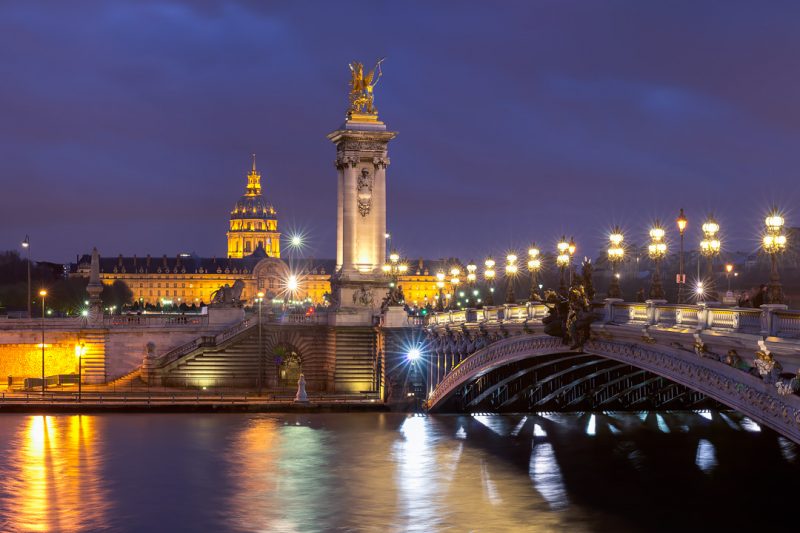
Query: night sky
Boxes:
[{"xmin": 2, "ymin": 1, "xmax": 800, "ymax": 264}]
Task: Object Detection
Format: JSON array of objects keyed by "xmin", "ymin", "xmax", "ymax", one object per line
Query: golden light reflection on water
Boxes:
[
  {"xmin": 225, "ymin": 414, "xmax": 570, "ymax": 532},
  {"xmin": 0, "ymin": 415, "xmax": 109, "ymax": 532}
]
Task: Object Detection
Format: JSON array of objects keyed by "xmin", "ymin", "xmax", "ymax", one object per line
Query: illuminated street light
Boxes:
[
  {"xmin": 556, "ymin": 236, "xmax": 570, "ymax": 296},
  {"xmin": 676, "ymin": 208, "xmax": 688, "ymax": 303},
  {"xmin": 763, "ymin": 209, "xmax": 788, "ymax": 304},
  {"xmin": 700, "ymin": 216, "xmax": 721, "ymax": 301},
  {"xmin": 505, "ymin": 253, "xmax": 518, "ymax": 304},
  {"xmin": 527, "ymin": 245, "xmax": 541, "ymax": 301},
  {"xmin": 484, "ymin": 258, "xmax": 496, "ymax": 306},
  {"xmin": 435, "ymin": 270, "xmax": 446, "ymax": 311},
  {"xmin": 449, "ymin": 266, "xmax": 461, "ymax": 310},
  {"xmin": 648, "ymin": 224, "xmax": 667, "ymax": 300},
  {"xmin": 39, "ymin": 289, "xmax": 47, "ymax": 394},
  {"xmin": 407, "ymin": 347, "xmax": 421, "ymax": 362},
  {"xmin": 607, "ymin": 227, "xmax": 624, "ymax": 299},
  {"xmin": 74, "ymin": 342, "xmax": 86, "ymax": 402},
  {"xmin": 22, "ymin": 235, "xmax": 31, "ymax": 318}
]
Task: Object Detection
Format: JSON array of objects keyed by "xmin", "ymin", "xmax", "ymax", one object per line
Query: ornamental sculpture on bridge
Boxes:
[
  {"xmin": 210, "ymin": 279, "xmax": 245, "ymax": 307},
  {"xmin": 348, "ymin": 58, "xmax": 384, "ymax": 116}
]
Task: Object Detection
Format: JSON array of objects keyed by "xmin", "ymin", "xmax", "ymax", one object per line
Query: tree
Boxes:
[{"xmin": 101, "ymin": 280, "xmax": 133, "ymax": 313}]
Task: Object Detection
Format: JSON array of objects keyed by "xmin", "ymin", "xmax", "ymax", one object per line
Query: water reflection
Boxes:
[
  {"xmin": 0, "ymin": 415, "xmax": 109, "ymax": 532},
  {"xmin": 0, "ymin": 411, "xmax": 797, "ymax": 532}
]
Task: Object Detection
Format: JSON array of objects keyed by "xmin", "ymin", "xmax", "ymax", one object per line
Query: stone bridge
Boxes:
[{"xmin": 423, "ymin": 300, "xmax": 800, "ymax": 443}]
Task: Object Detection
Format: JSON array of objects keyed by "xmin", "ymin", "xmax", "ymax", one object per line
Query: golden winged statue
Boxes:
[{"xmin": 348, "ymin": 58, "xmax": 385, "ymax": 116}]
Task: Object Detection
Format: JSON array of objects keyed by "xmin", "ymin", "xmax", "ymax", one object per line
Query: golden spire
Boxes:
[{"xmin": 246, "ymin": 154, "xmax": 261, "ymax": 196}]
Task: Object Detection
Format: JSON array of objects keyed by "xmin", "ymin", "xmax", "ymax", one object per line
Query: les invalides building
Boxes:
[{"xmin": 71, "ymin": 157, "xmax": 441, "ymax": 309}]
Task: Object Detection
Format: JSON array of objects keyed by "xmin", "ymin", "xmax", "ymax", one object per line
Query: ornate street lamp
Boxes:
[
  {"xmin": 484, "ymin": 258, "xmax": 496, "ymax": 306},
  {"xmin": 466, "ymin": 261, "xmax": 478, "ymax": 306},
  {"xmin": 725, "ymin": 263, "xmax": 734, "ymax": 294},
  {"xmin": 568, "ymin": 236, "xmax": 577, "ymax": 286},
  {"xmin": 435, "ymin": 270, "xmax": 446, "ymax": 312},
  {"xmin": 383, "ymin": 249, "xmax": 407, "ymax": 304},
  {"xmin": 700, "ymin": 216, "xmax": 721, "ymax": 301},
  {"xmin": 607, "ymin": 227, "xmax": 625, "ymax": 299},
  {"xmin": 763, "ymin": 210, "xmax": 788, "ymax": 304},
  {"xmin": 449, "ymin": 266, "xmax": 461, "ymax": 310},
  {"xmin": 556, "ymin": 236, "xmax": 570, "ymax": 296},
  {"xmin": 527, "ymin": 245, "xmax": 541, "ymax": 302},
  {"xmin": 648, "ymin": 225, "xmax": 667, "ymax": 299},
  {"xmin": 676, "ymin": 209, "xmax": 688, "ymax": 303},
  {"xmin": 505, "ymin": 253, "xmax": 518, "ymax": 304}
]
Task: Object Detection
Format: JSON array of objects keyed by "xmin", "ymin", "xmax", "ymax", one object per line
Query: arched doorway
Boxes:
[{"xmin": 274, "ymin": 344, "xmax": 302, "ymax": 387}]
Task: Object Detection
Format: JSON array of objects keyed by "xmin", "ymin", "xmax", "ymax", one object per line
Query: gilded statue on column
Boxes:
[{"xmin": 348, "ymin": 58, "xmax": 384, "ymax": 117}]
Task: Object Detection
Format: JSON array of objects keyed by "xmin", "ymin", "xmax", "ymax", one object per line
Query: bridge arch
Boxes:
[{"xmin": 427, "ymin": 333, "xmax": 800, "ymax": 444}]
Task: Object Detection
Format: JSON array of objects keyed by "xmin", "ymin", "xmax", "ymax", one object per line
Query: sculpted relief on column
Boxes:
[{"xmin": 357, "ymin": 168, "xmax": 374, "ymax": 217}]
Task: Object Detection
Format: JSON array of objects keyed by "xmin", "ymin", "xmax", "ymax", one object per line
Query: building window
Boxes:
[{"xmin": 245, "ymin": 241, "xmax": 251, "ymax": 253}]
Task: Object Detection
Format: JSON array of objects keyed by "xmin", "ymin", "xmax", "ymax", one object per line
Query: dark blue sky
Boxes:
[{"xmin": 2, "ymin": 1, "xmax": 799, "ymax": 264}]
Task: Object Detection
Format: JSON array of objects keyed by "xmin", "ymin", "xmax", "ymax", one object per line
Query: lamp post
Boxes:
[
  {"xmin": 725, "ymin": 263, "xmax": 734, "ymax": 294},
  {"xmin": 568, "ymin": 237, "xmax": 577, "ymax": 286},
  {"xmin": 39, "ymin": 289, "xmax": 47, "ymax": 394},
  {"xmin": 526, "ymin": 245, "xmax": 541, "ymax": 302},
  {"xmin": 435, "ymin": 271, "xmax": 446, "ymax": 312},
  {"xmin": 556, "ymin": 236, "xmax": 570, "ymax": 296},
  {"xmin": 505, "ymin": 253, "xmax": 518, "ymax": 304},
  {"xmin": 676, "ymin": 209, "xmax": 688, "ymax": 303},
  {"xmin": 449, "ymin": 266, "xmax": 461, "ymax": 310},
  {"xmin": 466, "ymin": 261, "xmax": 477, "ymax": 306},
  {"xmin": 648, "ymin": 225, "xmax": 667, "ymax": 300},
  {"xmin": 22, "ymin": 235, "xmax": 31, "ymax": 318},
  {"xmin": 75, "ymin": 342, "xmax": 86, "ymax": 402},
  {"xmin": 383, "ymin": 250, "xmax": 407, "ymax": 303},
  {"xmin": 700, "ymin": 216, "xmax": 721, "ymax": 301},
  {"xmin": 607, "ymin": 227, "xmax": 624, "ymax": 299},
  {"xmin": 484, "ymin": 258, "xmax": 495, "ymax": 306},
  {"xmin": 763, "ymin": 210, "xmax": 788, "ymax": 304},
  {"xmin": 256, "ymin": 291, "xmax": 264, "ymax": 393}
]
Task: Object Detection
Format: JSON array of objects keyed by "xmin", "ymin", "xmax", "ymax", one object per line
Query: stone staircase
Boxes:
[
  {"xmin": 334, "ymin": 328, "xmax": 378, "ymax": 393},
  {"xmin": 80, "ymin": 330, "xmax": 107, "ymax": 384},
  {"xmin": 160, "ymin": 334, "xmax": 264, "ymax": 388}
]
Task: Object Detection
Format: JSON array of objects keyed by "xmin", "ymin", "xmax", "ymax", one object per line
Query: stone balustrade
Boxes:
[{"xmin": 425, "ymin": 300, "xmax": 800, "ymax": 339}]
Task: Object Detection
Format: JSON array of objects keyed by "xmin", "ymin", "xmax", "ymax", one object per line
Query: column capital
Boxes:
[{"xmin": 372, "ymin": 156, "xmax": 390, "ymax": 169}]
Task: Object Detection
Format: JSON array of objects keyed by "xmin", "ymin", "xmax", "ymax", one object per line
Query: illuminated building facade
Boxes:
[
  {"xmin": 70, "ymin": 156, "xmax": 441, "ymax": 308},
  {"xmin": 226, "ymin": 157, "xmax": 280, "ymax": 259}
]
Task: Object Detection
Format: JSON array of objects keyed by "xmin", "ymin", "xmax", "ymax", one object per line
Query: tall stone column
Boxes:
[{"xmin": 328, "ymin": 115, "xmax": 397, "ymax": 324}]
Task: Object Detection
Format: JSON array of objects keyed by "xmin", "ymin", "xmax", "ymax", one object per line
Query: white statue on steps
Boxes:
[{"xmin": 294, "ymin": 373, "xmax": 309, "ymax": 403}]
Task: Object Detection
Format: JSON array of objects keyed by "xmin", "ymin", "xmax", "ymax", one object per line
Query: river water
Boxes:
[{"xmin": 0, "ymin": 411, "xmax": 796, "ymax": 532}]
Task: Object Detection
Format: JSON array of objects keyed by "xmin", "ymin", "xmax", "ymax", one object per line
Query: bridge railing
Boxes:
[
  {"xmin": 425, "ymin": 299, "xmax": 800, "ymax": 338},
  {"xmin": 103, "ymin": 314, "xmax": 209, "ymax": 328}
]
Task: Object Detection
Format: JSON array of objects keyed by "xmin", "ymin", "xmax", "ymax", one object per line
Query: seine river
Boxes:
[{"xmin": 0, "ymin": 411, "xmax": 797, "ymax": 532}]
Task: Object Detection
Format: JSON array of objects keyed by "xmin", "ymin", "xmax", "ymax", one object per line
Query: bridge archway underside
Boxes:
[
  {"xmin": 446, "ymin": 352, "xmax": 718, "ymax": 412},
  {"xmin": 426, "ymin": 322, "xmax": 800, "ymax": 443}
]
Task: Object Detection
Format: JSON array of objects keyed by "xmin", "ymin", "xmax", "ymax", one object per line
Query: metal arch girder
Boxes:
[
  {"xmin": 534, "ymin": 361, "xmax": 629, "ymax": 406},
  {"xmin": 464, "ymin": 353, "xmax": 590, "ymax": 408}
]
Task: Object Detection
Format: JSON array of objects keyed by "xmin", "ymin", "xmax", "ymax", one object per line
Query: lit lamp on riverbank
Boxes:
[
  {"xmin": 700, "ymin": 217, "xmax": 721, "ymax": 301},
  {"xmin": 484, "ymin": 258, "xmax": 496, "ymax": 306},
  {"xmin": 505, "ymin": 253, "xmax": 518, "ymax": 304},
  {"xmin": 763, "ymin": 210, "xmax": 788, "ymax": 304},
  {"xmin": 607, "ymin": 228, "xmax": 624, "ymax": 299},
  {"xmin": 466, "ymin": 261, "xmax": 477, "ymax": 305},
  {"xmin": 75, "ymin": 342, "xmax": 86, "ymax": 402},
  {"xmin": 527, "ymin": 245, "xmax": 541, "ymax": 301},
  {"xmin": 39, "ymin": 289, "xmax": 47, "ymax": 394},
  {"xmin": 648, "ymin": 225, "xmax": 667, "ymax": 300}
]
